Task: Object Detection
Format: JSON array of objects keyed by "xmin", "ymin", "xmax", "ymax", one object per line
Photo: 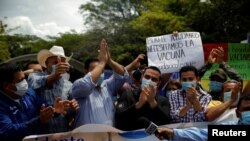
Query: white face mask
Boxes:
[
  {"xmin": 141, "ymin": 78, "xmax": 157, "ymax": 89},
  {"xmin": 61, "ymin": 72, "xmax": 70, "ymax": 80},
  {"xmin": 15, "ymin": 79, "xmax": 28, "ymax": 96}
]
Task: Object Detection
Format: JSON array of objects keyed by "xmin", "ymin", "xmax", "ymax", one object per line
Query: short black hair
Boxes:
[
  {"xmin": 23, "ymin": 61, "xmax": 40, "ymax": 71},
  {"xmin": 179, "ymin": 65, "xmax": 198, "ymax": 78},
  {"xmin": 84, "ymin": 58, "xmax": 99, "ymax": 70},
  {"xmin": 132, "ymin": 69, "xmax": 142, "ymax": 81},
  {"xmin": 209, "ymin": 68, "xmax": 227, "ymax": 83},
  {"xmin": 142, "ymin": 66, "xmax": 161, "ymax": 80},
  {"xmin": 0, "ymin": 63, "xmax": 22, "ymax": 84},
  {"xmin": 237, "ymin": 95, "xmax": 250, "ymax": 109},
  {"xmin": 166, "ymin": 80, "xmax": 181, "ymax": 90}
]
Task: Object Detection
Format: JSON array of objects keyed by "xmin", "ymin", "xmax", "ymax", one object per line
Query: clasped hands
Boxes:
[
  {"xmin": 186, "ymin": 87, "xmax": 199, "ymax": 106},
  {"xmin": 39, "ymin": 97, "xmax": 79, "ymax": 123},
  {"xmin": 136, "ymin": 84, "xmax": 157, "ymax": 109}
]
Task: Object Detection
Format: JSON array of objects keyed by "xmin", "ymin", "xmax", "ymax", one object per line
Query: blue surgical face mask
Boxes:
[
  {"xmin": 141, "ymin": 78, "xmax": 157, "ymax": 89},
  {"xmin": 96, "ymin": 73, "xmax": 104, "ymax": 86},
  {"xmin": 241, "ymin": 111, "xmax": 250, "ymax": 125},
  {"xmin": 181, "ymin": 81, "xmax": 196, "ymax": 91},
  {"xmin": 223, "ymin": 91, "xmax": 239, "ymax": 105},
  {"xmin": 209, "ymin": 81, "xmax": 223, "ymax": 92},
  {"xmin": 51, "ymin": 65, "xmax": 56, "ymax": 75},
  {"xmin": 15, "ymin": 79, "xmax": 28, "ymax": 96}
]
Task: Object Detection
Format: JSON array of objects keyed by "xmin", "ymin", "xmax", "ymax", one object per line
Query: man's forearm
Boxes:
[
  {"xmin": 179, "ymin": 104, "xmax": 191, "ymax": 117},
  {"xmin": 192, "ymin": 99, "xmax": 202, "ymax": 112},
  {"xmin": 91, "ymin": 62, "xmax": 106, "ymax": 83},
  {"xmin": 46, "ymin": 74, "xmax": 60, "ymax": 88},
  {"xmin": 108, "ymin": 59, "xmax": 125, "ymax": 75},
  {"xmin": 205, "ymin": 100, "xmax": 234, "ymax": 121}
]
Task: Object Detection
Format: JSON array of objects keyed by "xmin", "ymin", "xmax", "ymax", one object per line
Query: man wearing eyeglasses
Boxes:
[{"xmin": 115, "ymin": 66, "xmax": 171, "ymax": 131}]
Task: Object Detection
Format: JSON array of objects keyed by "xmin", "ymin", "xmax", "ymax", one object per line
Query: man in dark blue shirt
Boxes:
[{"xmin": 0, "ymin": 63, "xmax": 69, "ymax": 141}]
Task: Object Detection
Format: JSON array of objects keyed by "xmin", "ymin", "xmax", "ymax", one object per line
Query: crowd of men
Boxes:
[{"xmin": 0, "ymin": 38, "xmax": 249, "ymax": 141}]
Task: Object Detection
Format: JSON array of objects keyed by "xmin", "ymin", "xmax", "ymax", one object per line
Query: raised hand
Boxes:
[
  {"xmin": 208, "ymin": 47, "xmax": 224, "ymax": 64},
  {"xmin": 172, "ymin": 31, "xmax": 178, "ymax": 37},
  {"xmin": 98, "ymin": 39, "xmax": 108, "ymax": 64},
  {"xmin": 134, "ymin": 54, "xmax": 145, "ymax": 69},
  {"xmin": 125, "ymin": 54, "xmax": 145, "ymax": 73},
  {"xmin": 53, "ymin": 56, "xmax": 70, "ymax": 77},
  {"xmin": 105, "ymin": 40, "xmax": 111, "ymax": 63}
]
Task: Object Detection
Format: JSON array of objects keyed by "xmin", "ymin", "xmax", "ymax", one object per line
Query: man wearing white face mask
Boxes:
[
  {"xmin": 115, "ymin": 66, "xmax": 171, "ymax": 131},
  {"xmin": 0, "ymin": 63, "xmax": 70, "ymax": 141},
  {"xmin": 27, "ymin": 46, "xmax": 79, "ymax": 133},
  {"xmin": 169, "ymin": 66, "xmax": 211, "ymax": 123}
]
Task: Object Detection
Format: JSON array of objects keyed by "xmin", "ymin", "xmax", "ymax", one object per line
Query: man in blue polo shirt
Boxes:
[{"xmin": 0, "ymin": 63, "xmax": 69, "ymax": 141}]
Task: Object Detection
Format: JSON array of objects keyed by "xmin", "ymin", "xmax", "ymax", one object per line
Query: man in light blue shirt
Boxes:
[
  {"xmin": 155, "ymin": 95, "xmax": 250, "ymax": 141},
  {"xmin": 72, "ymin": 39, "xmax": 130, "ymax": 128},
  {"xmin": 27, "ymin": 45, "xmax": 79, "ymax": 133}
]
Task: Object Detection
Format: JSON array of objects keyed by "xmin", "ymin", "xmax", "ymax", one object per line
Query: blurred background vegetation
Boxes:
[{"xmin": 0, "ymin": 0, "xmax": 250, "ymax": 66}]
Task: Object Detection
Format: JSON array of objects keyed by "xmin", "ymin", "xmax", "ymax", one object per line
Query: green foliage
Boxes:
[
  {"xmin": 131, "ymin": 0, "xmax": 203, "ymax": 39},
  {"xmin": 52, "ymin": 31, "xmax": 109, "ymax": 62},
  {"xmin": 0, "ymin": 20, "xmax": 7, "ymax": 34},
  {"xmin": 110, "ymin": 43, "xmax": 146, "ymax": 64},
  {"xmin": 1, "ymin": 17, "xmax": 20, "ymax": 35},
  {"xmin": 131, "ymin": 0, "xmax": 250, "ymax": 43},
  {"xmin": 131, "ymin": 11, "xmax": 188, "ymax": 38},
  {"xmin": 0, "ymin": 33, "xmax": 52, "ymax": 63},
  {"xmin": 1, "ymin": 35, "xmax": 43, "ymax": 57},
  {"xmin": 1, "ymin": 0, "xmax": 249, "ymax": 66},
  {"xmin": 200, "ymin": 0, "xmax": 250, "ymax": 42},
  {"xmin": 0, "ymin": 40, "xmax": 10, "ymax": 62},
  {"xmin": 80, "ymin": 0, "xmax": 140, "ymax": 29},
  {"xmin": 78, "ymin": 0, "xmax": 146, "ymax": 63}
]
